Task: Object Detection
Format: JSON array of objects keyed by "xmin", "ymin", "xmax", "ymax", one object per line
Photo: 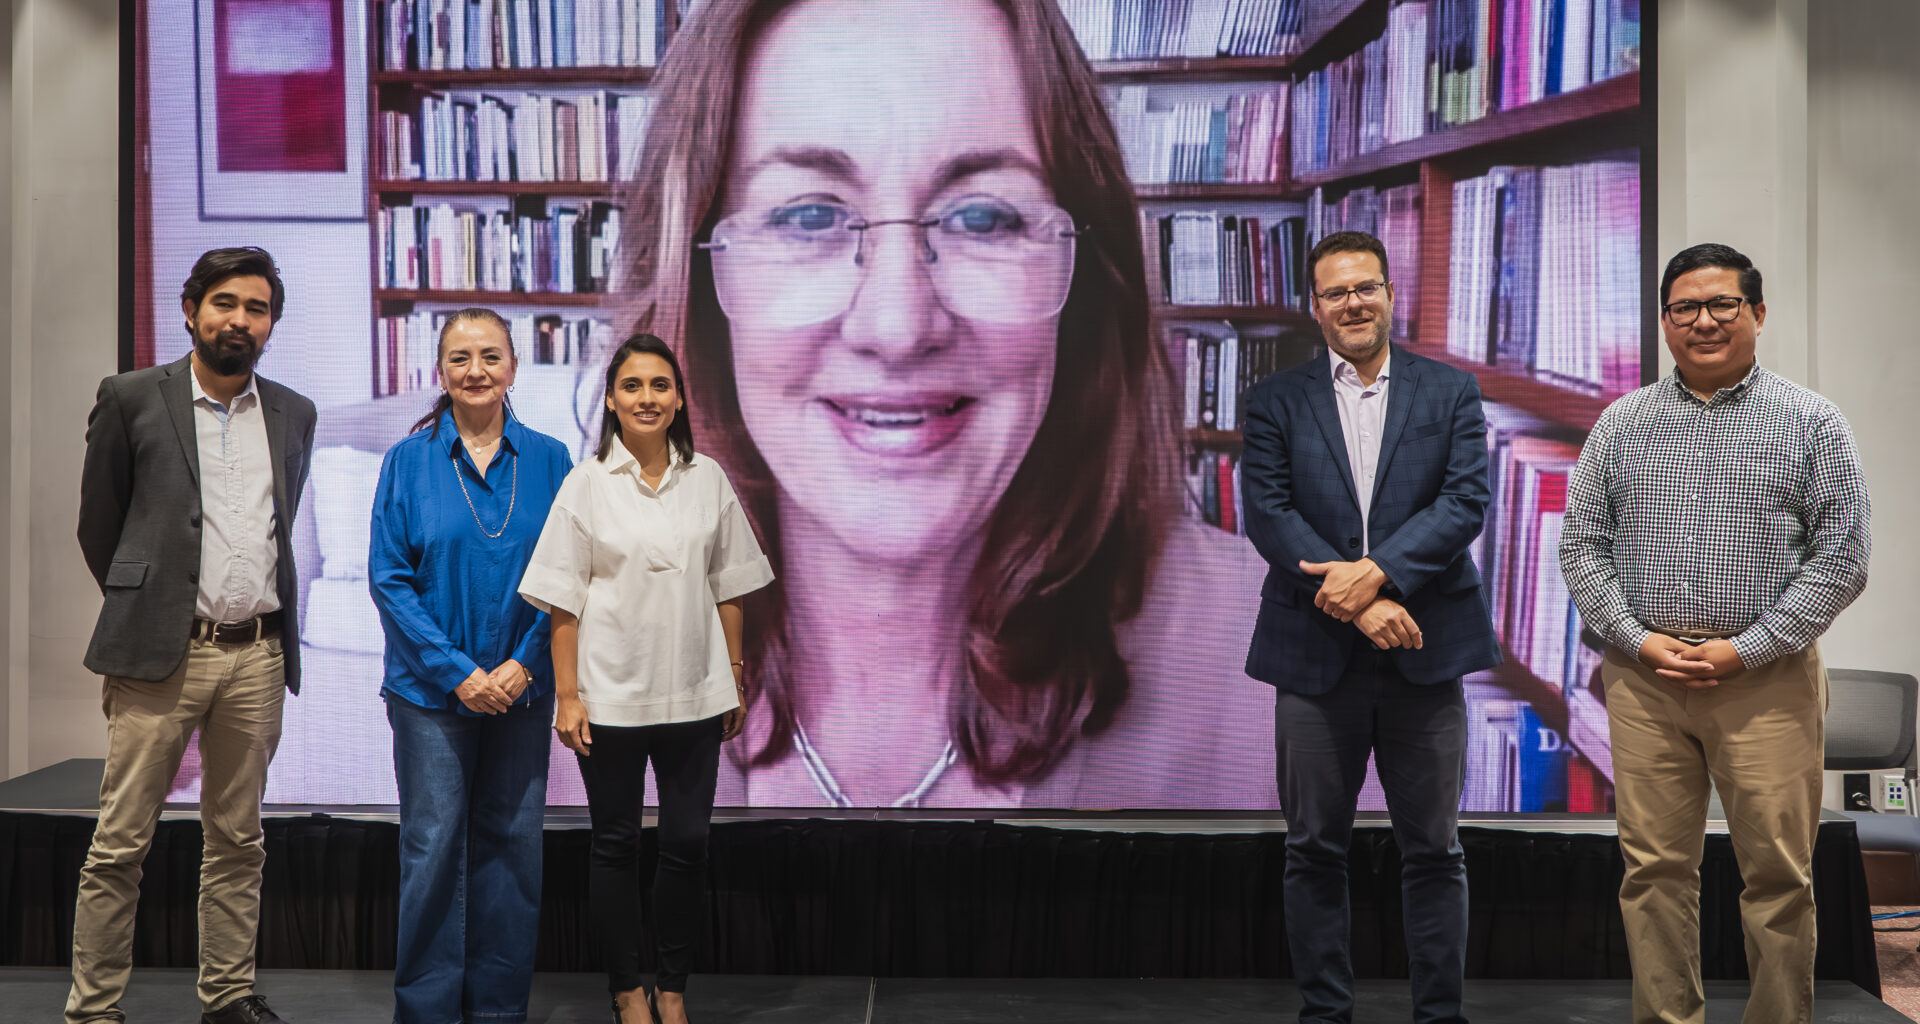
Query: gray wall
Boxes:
[{"xmin": 2, "ymin": 0, "xmax": 1916, "ymax": 778}]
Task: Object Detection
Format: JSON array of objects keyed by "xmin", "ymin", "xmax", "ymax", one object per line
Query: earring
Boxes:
[{"xmin": 508, "ymin": 384, "xmax": 516, "ymax": 392}]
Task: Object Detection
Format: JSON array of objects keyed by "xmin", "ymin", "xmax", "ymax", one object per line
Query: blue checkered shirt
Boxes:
[{"xmin": 1559, "ymin": 363, "xmax": 1871, "ymax": 667}]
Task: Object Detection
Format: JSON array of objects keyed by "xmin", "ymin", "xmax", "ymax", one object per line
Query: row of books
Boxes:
[
  {"xmin": 380, "ymin": 91, "xmax": 653, "ymax": 184},
  {"xmin": 1063, "ymin": 0, "xmax": 1305, "ymax": 61},
  {"xmin": 376, "ymin": 200, "xmax": 623, "ymax": 295},
  {"xmin": 1445, "ymin": 160, "xmax": 1638, "ymax": 395},
  {"xmin": 1464, "ymin": 694, "xmax": 1605, "ymax": 811},
  {"xmin": 1186, "ymin": 451, "xmax": 1245, "ymax": 535},
  {"xmin": 1290, "ymin": 1, "xmax": 1432, "ymax": 176},
  {"xmin": 1108, "ymin": 85, "xmax": 1289, "ymax": 184},
  {"xmin": 1302, "ymin": 183, "xmax": 1422, "ymax": 339},
  {"xmin": 1151, "ymin": 209, "xmax": 1304, "ymax": 308},
  {"xmin": 1172, "ymin": 322, "xmax": 1315, "ymax": 431},
  {"xmin": 1435, "ymin": 0, "xmax": 1641, "ymax": 127},
  {"xmin": 377, "ymin": 0, "xmax": 667, "ymax": 72},
  {"xmin": 374, "ymin": 311, "xmax": 610, "ymax": 397},
  {"xmin": 1288, "ymin": 0, "xmax": 1640, "ymax": 176}
]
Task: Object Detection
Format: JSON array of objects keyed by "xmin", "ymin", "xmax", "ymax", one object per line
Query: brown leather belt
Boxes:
[
  {"xmin": 1653, "ymin": 626, "xmax": 1738, "ymax": 642},
  {"xmin": 190, "ymin": 610, "xmax": 283, "ymax": 645}
]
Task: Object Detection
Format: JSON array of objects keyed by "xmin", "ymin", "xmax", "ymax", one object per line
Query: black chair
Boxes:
[{"xmin": 1825, "ymin": 668, "xmax": 1920, "ymax": 905}]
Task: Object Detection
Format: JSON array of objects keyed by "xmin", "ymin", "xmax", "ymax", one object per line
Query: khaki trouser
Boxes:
[
  {"xmin": 1605, "ymin": 641, "xmax": 1826, "ymax": 1024},
  {"xmin": 66, "ymin": 636, "xmax": 286, "ymax": 1023}
]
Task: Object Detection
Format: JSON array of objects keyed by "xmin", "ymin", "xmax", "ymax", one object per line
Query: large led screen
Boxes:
[{"xmin": 132, "ymin": 0, "xmax": 1650, "ymax": 809}]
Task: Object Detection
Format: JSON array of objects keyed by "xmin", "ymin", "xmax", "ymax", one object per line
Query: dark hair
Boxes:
[
  {"xmin": 409, "ymin": 308, "xmax": 519, "ymax": 437},
  {"xmin": 1660, "ymin": 242, "xmax": 1764, "ymax": 306},
  {"xmin": 181, "ymin": 246, "xmax": 286, "ymax": 323},
  {"xmin": 1306, "ymin": 230, "xmax": 1390, "ymax": 292},
  {"xmin": 620, "ymin": 0, "xmax": 1178, "ymax": 785},
  {"xmin": 596, "ymin": 333, "xmax": 695, "ymax": 465}
]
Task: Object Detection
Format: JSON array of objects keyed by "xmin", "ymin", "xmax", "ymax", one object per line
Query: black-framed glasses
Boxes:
[
  {"xmin": 1663, "ymin": 295, "xmax": 1754, "ymax": 326},
  {"xmin": 1314, "ymin": 281, "xmax": 1387, "ymax": 306}
]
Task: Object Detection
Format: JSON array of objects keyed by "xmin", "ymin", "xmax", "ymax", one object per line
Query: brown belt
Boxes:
[
  {"xmin": 1652, "ymin": 626, "xmax": 1738, "ymax": 642},
  {"xmin": 190, "ymin": 610, "xmax": 283, "ymax": 646}
]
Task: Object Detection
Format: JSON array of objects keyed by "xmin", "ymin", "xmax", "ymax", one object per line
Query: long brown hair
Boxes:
[{"xmin": 619, "ymin": 0, "xmax": 1178, "ymax": 786}]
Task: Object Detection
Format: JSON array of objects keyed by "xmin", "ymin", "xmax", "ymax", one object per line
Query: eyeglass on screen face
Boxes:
[
  {"xmin": 1662, "ymin": 295, "xmax": 1754, "ymax": 326},
  {"xmin": 698, "ymin": 196, "xmax": 1081, "ymax": 329}
]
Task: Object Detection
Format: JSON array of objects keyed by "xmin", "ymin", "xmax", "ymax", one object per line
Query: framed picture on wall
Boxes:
[{"xmin": 194, "ymin": 0, "xmax": 365, "ymax": 220}]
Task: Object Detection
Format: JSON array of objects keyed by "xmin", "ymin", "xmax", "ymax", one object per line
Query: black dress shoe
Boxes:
[{"xmin": 200, "ymin": 994, "xmax": 288, "ymax": 1024}]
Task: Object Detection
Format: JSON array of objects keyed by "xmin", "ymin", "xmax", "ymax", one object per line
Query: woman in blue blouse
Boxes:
[{"xmin": 369, "ymin": 308, "xmax": 573, "ymax": 1024}]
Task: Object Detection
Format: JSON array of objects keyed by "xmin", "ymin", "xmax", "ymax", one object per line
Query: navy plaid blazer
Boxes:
[{"xmin": 1240, "ymin": 345, "xmax": 1501, "ymax": 694}]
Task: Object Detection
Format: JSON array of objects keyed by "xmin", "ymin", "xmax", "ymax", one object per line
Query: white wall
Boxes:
[
  {"xmin": 1804, "ymin": 1, "xmax": 1920, "ymax": 678},
  {"xmin": 4, "ymin": 0, "xmax": 121, "ymax": 777}
]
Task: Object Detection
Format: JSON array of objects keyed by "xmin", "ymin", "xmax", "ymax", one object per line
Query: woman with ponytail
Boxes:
[{"xmin": 368, "ymin": 308, "xmax": 574, "ymax": 1024}]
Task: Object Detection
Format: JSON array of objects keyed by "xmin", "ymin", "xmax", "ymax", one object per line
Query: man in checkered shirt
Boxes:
[{"xmin": 1560, "ymin": 242, "xmax": 1872, "ymax": 1024}]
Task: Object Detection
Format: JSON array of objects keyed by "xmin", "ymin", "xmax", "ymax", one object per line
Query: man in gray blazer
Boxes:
[{"xmin": 67, "ymin": 247, "xmax": 316, "ymax": 1024}]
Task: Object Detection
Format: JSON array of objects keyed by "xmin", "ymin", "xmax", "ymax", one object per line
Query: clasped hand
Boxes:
[
  {"xmin": 1300, "ymin": 558, "xmax": 1421, "ymax": 651},
  {"xmin": 454, "ymin": 659, "xmax": 529, "ymax": 715},
  {"xmin": 1638, "ymin": 635, "xmax": 1744, "ymax": 689}
]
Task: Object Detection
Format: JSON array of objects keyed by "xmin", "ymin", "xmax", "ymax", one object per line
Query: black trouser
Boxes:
[
  {"xmin": 1274, "ymin": 647, "xmax": 1469, "ymax": 1024},
  {"xmin": 574, "ymin": 715, "xmax": 722, "ymax": 995}
]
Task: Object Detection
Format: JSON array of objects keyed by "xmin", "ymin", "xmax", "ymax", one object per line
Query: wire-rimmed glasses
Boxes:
[
  {"xmin": 1662, "ymin": 295, "xmax": 1754, "ymax": 326},
  {"xmin": 697, "ymin": 196, "xmax": 1081, "ymax": 328}
]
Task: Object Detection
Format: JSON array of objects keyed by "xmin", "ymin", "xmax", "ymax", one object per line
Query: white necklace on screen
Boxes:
[{"xmin": 792, "ymin": 719, "xmax": 957, "ymax": 809}]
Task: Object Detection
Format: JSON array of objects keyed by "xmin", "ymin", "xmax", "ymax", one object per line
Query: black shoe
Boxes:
[
  {"xmin": 646, "ymin": 988, "xmax": 665, "ymax": 1024},
  {"xmin": 200, "ymin": 994, "xmax": 288, "ymax": 1024}
]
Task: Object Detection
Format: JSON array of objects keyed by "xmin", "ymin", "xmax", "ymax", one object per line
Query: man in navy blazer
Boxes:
[{"xmin": 1241, "ymin": 231, "xmax": 1500, "ymax": 1024}]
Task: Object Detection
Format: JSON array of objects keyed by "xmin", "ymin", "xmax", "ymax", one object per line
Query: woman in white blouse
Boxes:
[{"xmin": 519, "ymin": 333, "xmax": 773, "ymax": 1024}]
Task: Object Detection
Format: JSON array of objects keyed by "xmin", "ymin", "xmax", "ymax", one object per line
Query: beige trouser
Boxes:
[
  {"xmin": 66, "ymin": 636, "xmax": 286, "ymax": 1023},
  {"xmin": 1605, "ymin": 640, "xmax": 1826, "ymax": 1024}
]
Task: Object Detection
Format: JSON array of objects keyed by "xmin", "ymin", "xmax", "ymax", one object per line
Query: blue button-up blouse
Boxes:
[{"xmin": 370, "ymin": 409, "xmax": 573, "ymax": 714}]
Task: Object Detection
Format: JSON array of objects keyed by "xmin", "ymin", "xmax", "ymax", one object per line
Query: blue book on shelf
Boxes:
[
  {"xmin": 1518, "ymin": 705, "xmax": 1571, "ymax": 812},
  {"xmin": 1544, "ymin": 0, "xmax": 1567, "ymax": 95},
  {"xmin": 1205, "ymin": 108, "xmax": 1229, "ymax": 183},
  {"xmin": 555, "ymin": 0, "xmax": 575, "ymax": 66},
  {"xmin": 466, "ymin": 0, "xmax": 483, "ymax": 67}
]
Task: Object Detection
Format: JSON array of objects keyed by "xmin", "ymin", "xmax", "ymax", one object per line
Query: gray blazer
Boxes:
[{"xmin": 77, "ymin": 355, "xmax": 317, "ymax": 692}]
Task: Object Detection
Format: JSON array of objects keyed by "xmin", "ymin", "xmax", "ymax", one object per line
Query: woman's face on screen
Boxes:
[{"xmin": 718, "ymin": 0, "xmax": 1060, "ymax": 563}]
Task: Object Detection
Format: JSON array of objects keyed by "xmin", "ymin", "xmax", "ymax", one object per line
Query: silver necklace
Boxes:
[
  {"xmin": 792, "ymin": 719, "xmax": 957, "ymax": 809},
  {"xmin": 453, "ymin": 450, "xmax": 517, "ymax": 538}
]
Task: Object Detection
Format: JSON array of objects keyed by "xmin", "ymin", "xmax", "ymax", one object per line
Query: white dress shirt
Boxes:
[
  {"xmin": 1330, "ymin": 346, "xmax": 1391, "ymax": 555},
  {"xmin": 518, "ymin": 447, "xmax": 775, "ymax": 727},
  {"xmin": 190, "ymin": 368, "xmax": 280, "ymax": 622}
]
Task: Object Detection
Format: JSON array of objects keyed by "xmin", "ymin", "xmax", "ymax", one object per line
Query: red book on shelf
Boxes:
[
  {"xmin": 1567, "ymin": 760, "xmax": 1602, "ymax": 812},
  {"xmin": 1215, "ymin": 454, "xmax": 1237, "ymax": 534}
]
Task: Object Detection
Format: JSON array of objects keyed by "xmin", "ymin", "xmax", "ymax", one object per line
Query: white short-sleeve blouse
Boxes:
[{"xmin": 518, "ymin": 445, "xmax": 774, "ymax": 727}]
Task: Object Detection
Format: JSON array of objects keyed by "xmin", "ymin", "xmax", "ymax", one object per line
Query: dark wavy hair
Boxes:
[
  {"xmin": 617, "ymin": 0, "xmax": 1178, "ymax": 786},
  {"xmin": 181, "ymin": 246, "xmax": 286, "ymax": 323},
  {"xmin": 596, "ymin": 333, "xmax": 695, "ymax": 465},
  {"xmin": 410, "ymin": 308, "xmax": 519, "ymax": 437}
]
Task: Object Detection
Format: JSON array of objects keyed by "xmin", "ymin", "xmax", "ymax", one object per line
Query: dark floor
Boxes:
[{"xmin": 2, "ymin": 969, "xmax": 1905, "ymax": 1023}]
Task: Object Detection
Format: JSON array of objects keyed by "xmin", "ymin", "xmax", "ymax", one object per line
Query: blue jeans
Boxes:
[
  {"xmin": 1274, "ymin": 648, "xmax": 1469, "ymax": 1024},
  {"xmin": 388, "ymin": 692, "xmax": 553, "ymax": 1024}
]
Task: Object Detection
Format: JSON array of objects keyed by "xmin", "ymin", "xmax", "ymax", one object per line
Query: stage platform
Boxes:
[
  {"xmin": 0, "ymin": 968, "xmax": 1906, "ymax": 1023},
  {"xmin": 0, "ymin": 759, "xmax": 1884, "ymax": 998}
]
